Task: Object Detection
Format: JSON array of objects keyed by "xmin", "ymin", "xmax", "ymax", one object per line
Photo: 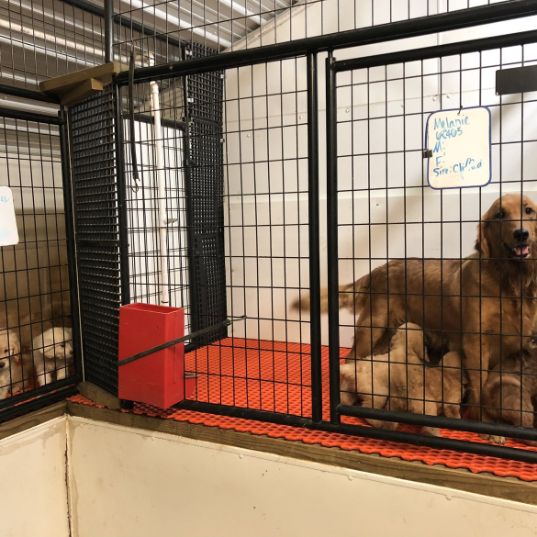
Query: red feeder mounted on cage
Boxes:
[{"xmin": 118, "ymin": 303, "xmax": 192, "ymax": 409}]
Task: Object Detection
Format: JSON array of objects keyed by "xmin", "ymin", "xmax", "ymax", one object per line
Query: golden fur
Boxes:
[
  {"xmin": 481, "ymin": 339, "xmax": 537, "ymax": 445},
  {"xmin": 0, "ymin": 329, "xmax": 23, "ymax": 399},
  {"xmin": 339, "ymin": 323, "xmax": 465, "ymax": 435},
  {"xmin": 295, "ymin": 194, "xmax": 537, "ymax": 418},
  {"xmin": 33, "ymin": 326, "xmax": 73, "ymax": 387}
]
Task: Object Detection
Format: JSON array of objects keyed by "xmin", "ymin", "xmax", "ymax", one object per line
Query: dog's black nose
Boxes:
[
  {"xmin": 514, "ymin": 228, "xmax": 529, "ymax": 242},
  {"xmin": 0, "ymin": 362, "xmax": 5, "ymax": 369}
]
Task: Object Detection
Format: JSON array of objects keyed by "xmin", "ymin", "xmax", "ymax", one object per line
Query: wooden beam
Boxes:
[
  {"xmin": 67, "ymin": 401, "xmax": 537, "ymax": 506},
  {"xmin": 0, "ymin": 401, "xmax": 66, "ymax": 441},
  {"xmin": 60, "ymin": 78, "xmax": 103, "ymax": 106},
  {"xmin": 39, "ymin": 62, "xmax": 125, "ymax": 95},
  {"xmin": 77, "ymin": 382, "xmax": 121, "ymax": 410}
]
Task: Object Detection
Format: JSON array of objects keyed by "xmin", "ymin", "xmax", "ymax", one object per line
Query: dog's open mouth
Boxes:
[{"xmin": 510, "ymin": 244, "xmax": 530, "ymax": 259}]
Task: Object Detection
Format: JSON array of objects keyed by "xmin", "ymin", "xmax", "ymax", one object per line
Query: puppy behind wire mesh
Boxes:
[
  {"xmin": 0, "ymin": 328, "xmax": 24, "ymax": 399},
  {"xmin": 481, "ymin": 336, "xmax": 537, "ymax": 446},
  {"xmin": 340, "ymin": 322, "xmax": 465, "ymax": 436},
  {"xmin": 32, "ymin": 326, "xmax": 73, "ymax": 387}
]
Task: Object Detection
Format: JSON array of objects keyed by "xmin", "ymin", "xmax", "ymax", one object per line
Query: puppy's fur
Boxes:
[
  {"xmin": 340, "ymin": 323, "xmax": 465, "ymax": 435},
  {"xmin": 33, "ymin": 326, "xmax": 73, "ymax": 387},
  {"xmin": 0, "ymin": 329, "xmax": 23, "ymax": 399},
  {"xmin": 481, "ymin": 340, "xmax": 537, "ymax": 445},
  {"xmin": 295, "ymin": 194, "xmax": 537, "ymax": 417}
]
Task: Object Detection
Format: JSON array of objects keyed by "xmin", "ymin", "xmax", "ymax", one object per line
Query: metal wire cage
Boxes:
[
  {"xmin": 3, "ymin": 0, "xmax": 537, "ymax": 464},
  {"xmin": 0, "ymin": 106, "xmax": 79, "ymax": 420},
  {"xmin": 87, "ymin": 0, "xmax": 537, "ymax": 465}
]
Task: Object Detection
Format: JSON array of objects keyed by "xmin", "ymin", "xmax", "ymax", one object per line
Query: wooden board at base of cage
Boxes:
[{"xmin": 39, "ymin": 62, "xmax": 128, "ymax": 106}]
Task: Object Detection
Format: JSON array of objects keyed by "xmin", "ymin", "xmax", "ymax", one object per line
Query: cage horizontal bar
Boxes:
[
  {"xmin": 116, "ymin": 0, "xmax": 537, "ymax": 84},
  {"xmin": 62, "ymin": 0, "xmax": 182, "ymax": 49},
  {"xmin": 122, "ymin": 112, "xmax": 187, "ymax": 131},
  {"xmin": 0, "ymin": 84, "xmax": 60, "ymax": 104},
  {"xmin": 0, "ymin": 382, "xmax": 80, "ymax": 423},
  {"xmin": 337, "ymin": 405, "xmax": 537, "ymax": 441},
  {"xmin": 0, "ymin": 107, "xmax": 62, "ymax": 125},
  {"xmin": 333, "ymin": 28, "xmax": 537, "ymax": 72},
  {"xmin": 178, "ymin": 400, "xmax": 537, "ymax": 464}
]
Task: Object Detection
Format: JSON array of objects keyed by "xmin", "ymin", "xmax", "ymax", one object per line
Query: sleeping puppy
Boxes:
[
  {"xmin": 340, "ymin": 322, "xmax": 465, "ymax": 435},
  {"xmin": 0, "ymin": 329, "xmax": 24, "ymax": 399},
  {"xmin": 33, "ymin": 326, "xmax": 73, "ymax": 387},
  {"xmin": 481, "ymin": 337, "xmax": 537, "ymax": 445}
]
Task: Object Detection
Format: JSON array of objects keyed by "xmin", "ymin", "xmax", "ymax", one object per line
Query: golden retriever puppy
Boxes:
[
  {"xmin": 33, "ymin": 326, "xmax": 73, "ymax": 387},
  {"xmin": 0, "ymin": 329, "xmax": 24, "ymax": 399},
  {"xmin": 481, "ymin": 339, "xmax": 537, "ymax": 446},
  {"xmin": 296, "ymin": 193, "xmax": 537, "ymax": 418},
  {"xmin": 340, "ymin": 323, "xmax": 465, "ymax": 435}
]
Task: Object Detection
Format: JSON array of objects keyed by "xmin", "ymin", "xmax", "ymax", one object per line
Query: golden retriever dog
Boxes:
[
  {"xmin": 0, "ymin": 295, "xmax": 71, "ymax": 354},
  {"xmin": 481, "ymin": 337, "xmax": 537, "ymax": 445},
  {"xmin": 295, "ymin": 193, "xmax": 537, "ymax": 418},
  {"xmin": 33, "ymin": 326, "xmax": 73, "ymax": 387},
  {"xmin": 340, "ymin": 323, "xmax": 465, "ymax": 435},
  {"xmin": 0, "ymin": 329, "xmax": 24, "ymax": 399}
]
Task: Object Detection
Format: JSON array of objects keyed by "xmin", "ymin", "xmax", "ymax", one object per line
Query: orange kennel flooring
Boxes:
[{"xmin": 70, "ymin": 338, "xmax": 537, "ymax": 482}]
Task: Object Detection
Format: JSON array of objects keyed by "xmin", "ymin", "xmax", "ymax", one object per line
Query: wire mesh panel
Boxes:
[
  {"xmin": 0, "ymin": 0, "xmax": 181, "ymax": 95},
  {"xmin": 0, "ymin": 111, "xmax": 76, "ymax": 418},
  {"xmin": 121, "ymin": 43, "xmax": 226, "ymax": 346},
  {"xmin": 177, "ymin": 56, "xmax": 314, "ymax": 418},
  {"xmin": 0, "ymin": 0, "xmax": 105, "ymax": 89},
  {"xmin": 111, "ymin": 0, "xmax": 515, "ymax": 59},
  {"xmin": 331, "ymin": 37, "xmax": 537, "ymax": 445},
  {"xmin": 185, "ymin": 43, "xmax": 227, "ymax": 346},
  {"xmin": 69, "ymin": 87, "xmax": 121, "ymax": 395}
]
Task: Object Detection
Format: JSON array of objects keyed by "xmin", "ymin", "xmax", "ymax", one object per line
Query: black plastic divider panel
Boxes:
[
  {"xmin": 185, "ymin": 43, "xmax": 227, "ymax": 348},
  {"xmin": 69, "ymin": 87, "xmax": 121, "ymax": 394}
]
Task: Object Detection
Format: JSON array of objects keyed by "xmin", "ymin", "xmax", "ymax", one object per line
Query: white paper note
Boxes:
[
  {"xmin": 426, "ymin": 106, "xmax": 491, "ymax": 189},
  {"xmin": 0, "ymin": 186, "xmax": 19, "ymax": 246}
]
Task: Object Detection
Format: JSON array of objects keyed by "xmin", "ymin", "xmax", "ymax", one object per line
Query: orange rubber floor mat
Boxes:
[{"xmin": 69, "ymin": 337, "xmax": 537, "ymax": 482}]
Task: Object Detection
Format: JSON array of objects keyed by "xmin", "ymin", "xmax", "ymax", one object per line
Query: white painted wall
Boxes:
[
  {"xmin": 223, "ymin": 1, "xmax": 537, "ymax": 347},
  {"xmin": 0, "ymin": 417, "xmax": 70, "ymax": 537},
  {"xmin": 0, "ymin": 415, "xmax": 535, "ymax": 536},
  {"xmin": 67, "ymin": 416, "xmax": 537, "ymax": 537}
]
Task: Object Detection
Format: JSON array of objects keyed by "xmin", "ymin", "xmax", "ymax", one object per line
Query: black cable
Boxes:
[{"xmin": 129, "ymin": 47, "xmax": 140, "ymax": 185}]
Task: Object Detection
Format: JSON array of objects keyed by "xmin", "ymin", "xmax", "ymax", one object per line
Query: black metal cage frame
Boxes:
[
  {"xmin": 0, "ymin": 92, "xmax": 82, "ymax": 422},
  {"xmin": 58, "ymin": 0, "xmax": 537, "ymax": 464}
]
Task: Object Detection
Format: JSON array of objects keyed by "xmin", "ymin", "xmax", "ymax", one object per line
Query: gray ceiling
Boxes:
[{"xmin": 0, "ymin": 0, "xmax": 295, "ymax": 89}]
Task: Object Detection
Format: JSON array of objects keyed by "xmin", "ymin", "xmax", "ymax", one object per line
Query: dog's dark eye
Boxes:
[
  {"xmin": 525, "ymin": 206, "xmax": 535, "ymax": 215},
  {"xmin": 495, "ymin": 209, "xmax": 506, "ymax": 219}
]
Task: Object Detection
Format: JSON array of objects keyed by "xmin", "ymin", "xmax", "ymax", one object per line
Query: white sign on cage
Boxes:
[
  {"xmin": 0, "ymin": 186, "xmax": 19, "ymax": 246},
  {"xmin": 425, "ymin": 106, "xmax": 491, "ymax": 189}
]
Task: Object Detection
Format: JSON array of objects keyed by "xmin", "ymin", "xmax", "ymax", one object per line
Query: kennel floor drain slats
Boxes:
[{"xmin": 69, "ymin": 338, "xmax": 537, "ymax": 482}]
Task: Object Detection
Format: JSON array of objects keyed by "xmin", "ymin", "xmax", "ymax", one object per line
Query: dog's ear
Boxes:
[{"xmin": 475, "ymin": 221, "xmax": 490, "ymax": 258}]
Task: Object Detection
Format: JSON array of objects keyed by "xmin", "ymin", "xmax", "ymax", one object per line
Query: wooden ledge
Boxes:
[
  {"xmin": 67, "ymin": 400, "xmax": 537, "ymax": 506},
  {"xmin": 39, "ymin": 62, "xmax": 127, "ymax": 105},
  {"xmin": 0, "ymin": 401, "xmax": 67, "ymax": 441}
]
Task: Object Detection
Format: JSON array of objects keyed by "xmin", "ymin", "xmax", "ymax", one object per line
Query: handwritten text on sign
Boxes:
[
  {"xmin": 426, "ymin": 107, "xmax": 491, "ymax": 189},
  {"xmin": 0, "ymin": 186, "xmax": 19, "ymax": 246}
]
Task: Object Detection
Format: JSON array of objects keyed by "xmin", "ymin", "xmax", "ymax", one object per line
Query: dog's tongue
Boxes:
[{"xmin": 514, "ymin": 245, "xmax": 530, "ymax": 257}]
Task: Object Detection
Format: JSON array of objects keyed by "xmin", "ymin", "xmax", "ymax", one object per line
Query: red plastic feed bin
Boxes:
[{"xmin": 118, "ymin": 303, "xmax": 185, "ymax": 409}]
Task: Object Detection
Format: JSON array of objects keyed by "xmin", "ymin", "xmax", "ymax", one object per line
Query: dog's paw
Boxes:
[
  {"xmin": 422, "ymin": 426, "xmax": 440, "ymax": 437},
  {"xmin": 481, "ymin": 433, "xmax": 506, "ymax": 444}
]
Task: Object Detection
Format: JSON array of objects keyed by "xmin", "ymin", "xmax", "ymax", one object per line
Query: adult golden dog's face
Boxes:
[{"xmin": 477, "ymin": 194, "xmax": 537, "ymax": 261}]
